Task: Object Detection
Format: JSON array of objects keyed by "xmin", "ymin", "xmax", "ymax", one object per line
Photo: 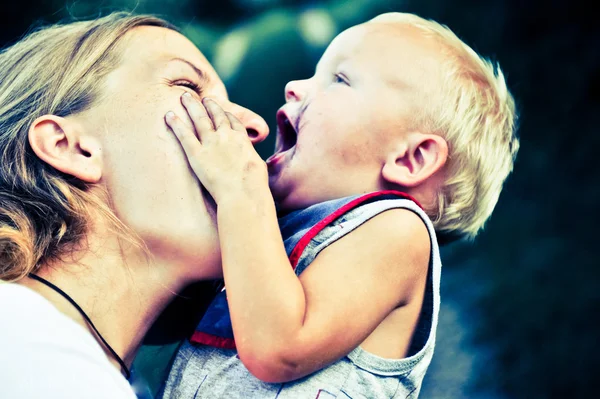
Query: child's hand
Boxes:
[{"xmin": 165, "ymin": 93, "xmax": 268, "ymax": 203}]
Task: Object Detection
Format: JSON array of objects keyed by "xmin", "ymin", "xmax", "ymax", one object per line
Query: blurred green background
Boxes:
[{"xmin": 2, "ymin": 0, "xmax": 598, "ymax": 398}]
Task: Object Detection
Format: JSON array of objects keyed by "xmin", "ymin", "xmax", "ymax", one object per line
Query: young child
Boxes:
[{"xmin": 161, "ymin": 12, "xmax": 518, "ymax": 399}]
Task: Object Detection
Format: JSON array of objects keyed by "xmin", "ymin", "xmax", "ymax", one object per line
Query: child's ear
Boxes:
[
  {"xmin": 28, "ymin": 115, "xmax": 103, "ymax": 183},
  {"xmin": 382, "ymin": 133, "xmax": 448, "ymax": 188}
]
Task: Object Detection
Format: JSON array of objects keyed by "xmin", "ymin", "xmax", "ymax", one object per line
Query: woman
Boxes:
[{"xmin": 0, "ymin": 13, "xmax": 268, "ymax": 398}]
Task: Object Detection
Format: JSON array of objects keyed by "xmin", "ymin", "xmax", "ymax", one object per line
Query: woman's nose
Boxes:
[{"xmin": 226, "ymin": 103, "xmax": 270, "ymax": 145}]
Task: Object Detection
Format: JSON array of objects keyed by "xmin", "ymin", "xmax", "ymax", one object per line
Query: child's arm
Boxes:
[
  {"xmin": 166, "ymin": 96, "xmax": 430, "ymax": 383},
  {"xmin": 218, "ymin": 193, "xmax": 430, "ymax": 383}
]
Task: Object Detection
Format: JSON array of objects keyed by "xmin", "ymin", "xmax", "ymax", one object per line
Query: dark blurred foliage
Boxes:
[{"xmin": 2, "ymin": 1, "xmax": 598, "ymax": 398}]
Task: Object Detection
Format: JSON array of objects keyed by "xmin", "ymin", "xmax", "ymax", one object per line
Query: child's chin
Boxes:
[
  {"xmin": 271, "ymin": 190, "xmax": 301, "ymax": 215},
  {"xmin": 268, "ymin": 175, "xmax": 288, "ymax": 198}
]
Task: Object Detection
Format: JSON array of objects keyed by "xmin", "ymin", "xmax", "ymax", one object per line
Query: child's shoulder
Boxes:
[
  {"xmin": 362, "ymin": 206, "xmax": 430, "ymax": 247},
  {"xmin": 304, "ymin": 205, "xmax": 431, "ymax": 295},
  {"xmin": 333, "ymin": 206, "xmax": 431, "ymax": 270},
  {"xmin": 332, "ymin": 195, "xmax": 432, "ymax": 258},
  {"xmin": 291, "ymin": 194, "xmax": 433, "ymax": 277}
]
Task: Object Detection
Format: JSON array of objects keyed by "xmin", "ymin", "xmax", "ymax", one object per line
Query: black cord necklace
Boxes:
[{"xmin": 28, "ymin": 273, "xmax": 131, "ymax": 380}]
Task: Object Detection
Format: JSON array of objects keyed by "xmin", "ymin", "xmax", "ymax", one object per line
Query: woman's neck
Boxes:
[{"xmin": 18, "ymin": 233, "xmax": 185, "ymax": 372}]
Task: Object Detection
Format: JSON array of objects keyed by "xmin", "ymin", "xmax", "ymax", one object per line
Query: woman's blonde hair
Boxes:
[
  {"xmin": 0, "ymin": 13, "xmax": 173, "ymax": 282},
  {"xmin": 373, "ymin": 13, "xmax": 520, "ymax": 241}
]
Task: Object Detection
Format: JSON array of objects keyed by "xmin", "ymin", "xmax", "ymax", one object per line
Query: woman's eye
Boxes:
[{"xmin": 175, "ymin": 80, "xmax": 201, "ymax": 94}]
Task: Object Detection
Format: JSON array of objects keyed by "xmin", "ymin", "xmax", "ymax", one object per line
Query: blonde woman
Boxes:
[{"xmin": 0, "ymin": 13, "xmax": 268, "ymax": 398}]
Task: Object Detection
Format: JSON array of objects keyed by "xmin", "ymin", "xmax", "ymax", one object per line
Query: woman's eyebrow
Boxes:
[{"xmin": 169, "ymin": 57, "xmax": 210, "ymax": 86}]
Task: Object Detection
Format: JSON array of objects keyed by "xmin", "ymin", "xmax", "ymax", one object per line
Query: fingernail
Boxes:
[
  {"xmin": 202, "ymin": 97, "xmax": 212, "ymax": 104},
  {"xmin": 166, "ymin": 111, "xmax": 175, "ymax": 120},
  {"xmin": 182, "ymin": 92, "xmax": 192, "ymax": 99}
]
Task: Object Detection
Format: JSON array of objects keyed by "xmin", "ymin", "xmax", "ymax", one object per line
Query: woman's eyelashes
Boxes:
[{"xmin": 173, "ymin": 79, "xmax": 202, "ymax": 95}]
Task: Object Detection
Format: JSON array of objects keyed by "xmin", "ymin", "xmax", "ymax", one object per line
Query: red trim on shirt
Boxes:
[
  {"xmin": 289, "ymin": 191, "xmax": 419, "ymax": 269},
  {"xmin": 191, "ymin": 331, "xmax": 236, "ymax": 349}
]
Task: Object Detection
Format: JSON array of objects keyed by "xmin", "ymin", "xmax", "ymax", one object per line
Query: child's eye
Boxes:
[{"xmin": 333, "ymin": 73, "xmax": 349, "ymax": 86}]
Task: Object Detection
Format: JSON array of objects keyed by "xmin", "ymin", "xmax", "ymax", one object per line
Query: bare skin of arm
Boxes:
[{"xmin": 166, "ymin": 94, "xmax": 430, "ymax": 383}]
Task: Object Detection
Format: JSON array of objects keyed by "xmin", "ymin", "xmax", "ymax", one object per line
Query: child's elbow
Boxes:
[{"xmin": 238, "ymin": 345, "xmax": 305, "ymax": 383}]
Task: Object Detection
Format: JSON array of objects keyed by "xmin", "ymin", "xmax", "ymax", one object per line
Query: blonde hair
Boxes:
[
  {"xmin": 0, "ymin": 13, "xmax": 173, "ymax": 282},
  {"xmin": 372, "ymin": 13, "xmax": 519, "ymax": 240}
]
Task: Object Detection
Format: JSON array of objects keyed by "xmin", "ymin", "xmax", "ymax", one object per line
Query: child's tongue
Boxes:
[{"xmin": 266, "ymin": 144, "xmax": 296, "ymax": 174}]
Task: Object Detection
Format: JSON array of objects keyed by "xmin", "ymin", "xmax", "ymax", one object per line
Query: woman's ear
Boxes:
[
  {"xmin": 382, "ymin": 133, "xmax": 448, "ymax": 188},
  {"xmin": 28, "ymin": 115, "xmax": 103, "ymax": 183}
]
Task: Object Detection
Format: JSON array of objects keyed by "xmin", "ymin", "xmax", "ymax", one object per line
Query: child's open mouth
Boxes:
[{"xmin": 266, "ymin": 110, "xmax": 298, "ymax": 169}]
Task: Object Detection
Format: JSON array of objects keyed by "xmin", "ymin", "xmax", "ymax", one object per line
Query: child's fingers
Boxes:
[
  {"xmin": 202, "ymin": 98, "xmax": 229, "ymax": 130},
  {"xmin": 165, "ymin": 111, "xmax": 202, "ymax": 160},
  {"xmin": 225, "ymin": 112, "xmax": 246, "ymax": 133},
  {"xmin": 181, "ymin": 93, "xmax": 213, "ymax": 141}
]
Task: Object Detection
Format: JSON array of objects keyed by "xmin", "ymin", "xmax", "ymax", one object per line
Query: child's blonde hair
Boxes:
[
  {"xmin": 373, "ymin": 13, "xmax": 519, "ymax": 240},
  {"xmin": 0, "ymin": 13, "xmax": 173, "ymax": 282}
]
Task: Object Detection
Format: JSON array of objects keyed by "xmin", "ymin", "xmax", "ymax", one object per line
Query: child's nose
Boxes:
[{"xmin": 285, "ymin": 80, "xmax": 306, "ymax": 102}]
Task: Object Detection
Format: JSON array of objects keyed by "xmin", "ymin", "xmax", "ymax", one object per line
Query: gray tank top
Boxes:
[{"xmin": 161, "ymin": 197, "xmax": 442, "ymax": 399}]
